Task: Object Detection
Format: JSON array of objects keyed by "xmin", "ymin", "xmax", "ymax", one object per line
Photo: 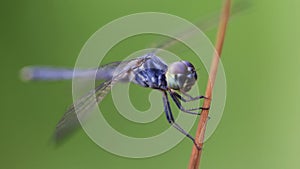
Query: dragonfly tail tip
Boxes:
[{"xmin": 20, "ymin": 66, "xmax": 34, "ymax": 82}]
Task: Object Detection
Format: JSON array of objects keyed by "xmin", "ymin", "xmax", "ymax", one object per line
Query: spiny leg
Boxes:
[
  {"xmin": 169, "ymin": 92, "xmax": 209, "ymax": 116},
  {"xmin": 175, "ymin": 91, "xmax": 208, "ymax": 102},
  {"xmin": 162, "ymin": 91, "xmax": 201, "ymax": 150},
  {"xmin": 170, "ymin": 91, "xmax": 210, "ymax": 112}
]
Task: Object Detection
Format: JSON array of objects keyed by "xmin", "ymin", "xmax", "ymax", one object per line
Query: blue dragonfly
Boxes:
[
  {"xmin": 22, "ymin": 52, "xmax": 208, "ymax": 149},
  {"xmin": 20, "ymin": 4, "xmax": 245, "ymax": 148}
]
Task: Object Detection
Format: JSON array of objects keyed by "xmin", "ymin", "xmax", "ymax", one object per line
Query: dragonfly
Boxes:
[
  {"xmin": 22, "ymin": 52, "xmax": 208, "ymax": 148},
  {"xmin": 20, "ymin": 3, "xmax": 246, "ymax": 149}
]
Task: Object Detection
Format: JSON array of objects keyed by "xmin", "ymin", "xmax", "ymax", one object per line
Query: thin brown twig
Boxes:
[{"xmin": 188, "ymin": 0, "xmax": 231, "ymax": 169}]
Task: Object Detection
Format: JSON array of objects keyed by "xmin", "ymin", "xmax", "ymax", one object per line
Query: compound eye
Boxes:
[
  {"xmin": 168, "ymin": 62, "xmax": 188, "ymax": 75},
  {"xmin": 181, "ymin": 61, "xmax": 195, "ymax": 71}
]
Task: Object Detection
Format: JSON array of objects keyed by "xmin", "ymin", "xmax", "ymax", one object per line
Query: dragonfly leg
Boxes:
[
  {"xmin": 169, "ymin": 92, "xmax": 210, "ymax": 115},
  {"xmin": 162, "ymin": 91, "xmax": 201, "ymax": 150},
  {"xmin": 172, "ymin": 123, "xmax": 202, "ymax": 150},
  {"xmin": 175, "ymin": 91, "xmax": 209, "ymax": 102}
]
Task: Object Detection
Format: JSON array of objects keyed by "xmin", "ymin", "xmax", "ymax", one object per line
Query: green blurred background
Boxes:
[{"xmin": 1, "ymin": 0, "xmax": 300, "ymax": 168}]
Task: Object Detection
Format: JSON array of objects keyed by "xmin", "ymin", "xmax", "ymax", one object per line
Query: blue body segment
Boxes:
[
  {"xmin": 21, "ymin": 67, "xmax": 96, "ymax": 80},
  {"xmin": 21, "ymin": 61, "xmax": 122, "ymax": 81},
  {"xmin": 134, "ymin": 68, "xmax": 167, "ymax": 90}
]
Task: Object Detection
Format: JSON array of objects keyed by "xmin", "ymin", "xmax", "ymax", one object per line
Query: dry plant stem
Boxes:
[{"xmin": 188, "ymin": 0, "xmax": 231, "ymax": 169}]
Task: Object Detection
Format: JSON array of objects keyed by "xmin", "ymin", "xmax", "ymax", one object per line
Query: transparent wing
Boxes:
[
  {"xmin": 54, "ymin": 56, "xmax": 150, "ymax": 142},
  {"xmin": 152, "ymin": 1, "xmax": 249, "ymax": 53},
  {"xmin": 20, "ymin": 2, "xmax": 248, "ymax": 82},
  {"xmin": 54, "ymin": 79, "xmax": 114, "ymax": 142}
]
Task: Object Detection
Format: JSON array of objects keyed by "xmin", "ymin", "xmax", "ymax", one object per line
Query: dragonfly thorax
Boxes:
[{"xmin": 166, "ymin": 61, "xmax": 197, "ymax": 92}]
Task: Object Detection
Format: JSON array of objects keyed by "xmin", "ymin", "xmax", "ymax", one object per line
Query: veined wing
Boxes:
[
  {"xmin": 20, "ymin": 2, "xmax": 248, "ymax": 82},
  {"xmin": 152, "ymin": 1, "xmax": 249, "ymax": 53},
  {"xmin": 54, "ymin": 79, "xmax": 114, "ymax": 142},
  {"xmin": 54, "ymin": 56, "xmax": 150, "ymax": 142}
]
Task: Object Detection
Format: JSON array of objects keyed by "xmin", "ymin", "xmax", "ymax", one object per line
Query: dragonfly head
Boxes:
[{"xmin": 166, "ymin": 61, "xmax": 197, "ymax": 92}]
